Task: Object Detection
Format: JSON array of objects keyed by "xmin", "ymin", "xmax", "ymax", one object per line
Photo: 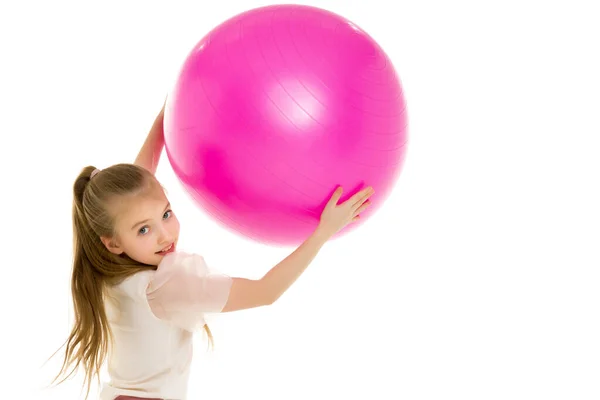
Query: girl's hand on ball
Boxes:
[{"xmin": 317, "ymin": 186, "xmax": 374, "ymax": 238}]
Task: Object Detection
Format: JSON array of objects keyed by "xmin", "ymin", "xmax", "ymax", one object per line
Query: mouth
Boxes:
[{"xmin": 156, "ymin": 243, "xmax": 175, "ymax": 255}]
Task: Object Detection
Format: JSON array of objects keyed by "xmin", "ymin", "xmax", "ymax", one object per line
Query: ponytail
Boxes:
[{"xmin": 52, "ymin": 167, "xmax": 112, "ymax": 398}]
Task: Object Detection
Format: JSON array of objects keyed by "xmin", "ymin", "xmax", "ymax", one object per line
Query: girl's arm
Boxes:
[
  {"xmin": 134, "ymin": 102, "xmax": 166, "ymax": 175},
  {"xmin": 221, "ymin": 227, "xmax": 329, "ymax": 312},
  {"xmin": 221, "ymin": 186, "xmax": 374, "ymax": 312}
]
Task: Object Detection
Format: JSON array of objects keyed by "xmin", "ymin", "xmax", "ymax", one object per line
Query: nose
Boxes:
[{"xmin": 158, "ymin": 227, "xmax": 174, "ymax": 245}]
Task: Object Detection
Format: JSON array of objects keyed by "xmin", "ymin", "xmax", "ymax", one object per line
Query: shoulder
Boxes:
[
  {"xmin": 157, "ymin": 251, "xmax": 207, "ymax": 273},
  {"xmin": 149, "ymin": 251, "xmax": 209, "ymax": 289},
  {"xmin": 109, "ymin": 269, "xmax": 156, "ymax": 300}
]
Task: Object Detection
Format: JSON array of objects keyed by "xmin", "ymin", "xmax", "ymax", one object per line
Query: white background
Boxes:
[{"xmin": 1, "ymin": 0, "xmax": 599, "ymax": 399}]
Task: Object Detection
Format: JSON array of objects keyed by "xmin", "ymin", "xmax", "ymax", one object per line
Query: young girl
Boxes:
[{"xmin": 52, "ymin": 103, "xmax": 374, "ymax": 400}]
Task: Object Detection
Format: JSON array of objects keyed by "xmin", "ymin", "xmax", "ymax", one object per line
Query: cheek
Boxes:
[
  {"xmin": 120, "ymin": 235, "xmax": 144, "ymax": 253},
  {"xmin": 171, "ymin": 216, "xmax": 181, "ymax": 235}
]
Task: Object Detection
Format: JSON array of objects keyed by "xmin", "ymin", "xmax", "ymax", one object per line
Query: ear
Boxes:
[{"xmin": 100, "ymin": 236, "xmax": 124, "ymax": 255}]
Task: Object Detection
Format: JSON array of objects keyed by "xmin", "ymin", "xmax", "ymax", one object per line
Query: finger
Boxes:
[
  {"xmin": 353, "ymin": 199, "xmax": 372, "ymax": 215},
  {"xmin": 327, "ymin": 186, "xmax": 343, "ymax": 206},
  {"xmin": 348, "ymin": 186, "xmax": 374, "ymax": 207}
]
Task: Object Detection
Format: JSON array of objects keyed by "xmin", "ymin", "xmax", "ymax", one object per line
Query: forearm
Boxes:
[
  {"xmin": 134, "ymin": 106, "xmax": 165, "ymax": 174},
  {"xmin": 260, "ymin": 227, "xmax": 330, "ymax": 303}
]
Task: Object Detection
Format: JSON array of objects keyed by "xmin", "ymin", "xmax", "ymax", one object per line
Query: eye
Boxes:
[
  {"xmin": 139, "ymin": 226, "xmax": 149, "ymax": 235},
  {"xmin": 163, "ymin": 210, "xmax": 173, "ymax": 220}
]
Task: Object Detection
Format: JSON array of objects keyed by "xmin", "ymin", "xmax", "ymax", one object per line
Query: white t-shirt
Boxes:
[{"xmin": 99, "ymin": 252, "xmax": 232, "ymax": 400}]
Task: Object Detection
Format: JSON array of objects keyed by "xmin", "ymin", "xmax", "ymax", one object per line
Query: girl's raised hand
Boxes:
[{"xmin": 317, "ymin": 186, "xmax": 374, "ymax": 239}]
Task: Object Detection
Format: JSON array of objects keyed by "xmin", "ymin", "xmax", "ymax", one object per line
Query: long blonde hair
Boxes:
[{"xmin": 51, "ymin": 163, "xmax": 213, "ymax": 398}]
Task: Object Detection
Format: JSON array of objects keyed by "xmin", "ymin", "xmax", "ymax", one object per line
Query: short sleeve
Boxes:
[{"xmin": 146, "ymin": 251, "xmax": 232, "ymax": 331}]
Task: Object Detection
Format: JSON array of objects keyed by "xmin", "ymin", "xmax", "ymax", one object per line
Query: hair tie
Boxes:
[{"xmin": 90, "ymin": 169, "xmax": 101, "ymax": 179}]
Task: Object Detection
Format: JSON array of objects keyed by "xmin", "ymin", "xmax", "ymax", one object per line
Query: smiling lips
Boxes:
[{"xmin": 156, "ymin": 243, "xmax": 175, "ymax": 255}]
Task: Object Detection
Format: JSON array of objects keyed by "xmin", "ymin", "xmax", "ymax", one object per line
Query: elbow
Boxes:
[
  {"xmin": 264, "ymin": 293, "xmax": 278, "ymax": 306},
  {"xmin": 257, "ymin": 278, "xmax": 279, "ymax": 306},
  {"xmin": 264, "ymin": 289, "xmax": 283, "ymax": 306}
]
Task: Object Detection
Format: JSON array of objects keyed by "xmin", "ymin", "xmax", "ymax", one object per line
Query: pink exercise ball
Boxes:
[{"xmin": 164, "ymin": 4, "xmax": 408, "ymax": 246}]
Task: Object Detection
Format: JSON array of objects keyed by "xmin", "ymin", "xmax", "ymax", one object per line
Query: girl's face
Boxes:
[{"xmin": 101, "ymin": 186, "xmax": 180, "ymax": 266}]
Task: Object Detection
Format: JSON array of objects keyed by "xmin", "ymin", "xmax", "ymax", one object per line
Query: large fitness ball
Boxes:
[{"xmin": 164, "ymin": 4, "xmax": 408, "ymax": 246}]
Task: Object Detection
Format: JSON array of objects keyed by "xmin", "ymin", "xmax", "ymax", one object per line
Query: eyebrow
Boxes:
[{"xmin": 131, "ymin": 202, "xmax": 171, "ymax": 230}]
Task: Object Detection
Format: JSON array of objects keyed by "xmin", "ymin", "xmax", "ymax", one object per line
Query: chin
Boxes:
[{"xmin": 127, "ymin": 254, "xmax": 161, "ymax": 267}]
